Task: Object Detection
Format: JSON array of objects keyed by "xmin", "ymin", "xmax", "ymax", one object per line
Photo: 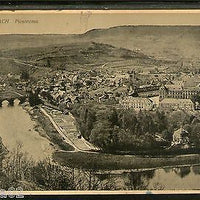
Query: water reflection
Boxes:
[
  {"xmin": 163, "ymin": 168, "xmax": 171, "ymax": 173},
  {"xmin": 99, "ymin": 165, "xmax": 200, "ymax": 190},
  {"xmin": 14, "ymin": 99, "xmax": 20, "ymax": 106},
  {"xmin": 172, "ymin": 166, "xmax": 191, "ymax": 178},
  {"xmin": 192, "ymin": 165, "xmax": 200, "ymax": 175},
  {"xmin": 2, "ymin": 99, "xmax": 20, "ymax": 107},
  {"xmin": 124, "ymin": 170, "xmax": 155, "ymax": 190},
  {"xmin": 2, "ymin": 100, "xmax": 9, "ymax": 107}
]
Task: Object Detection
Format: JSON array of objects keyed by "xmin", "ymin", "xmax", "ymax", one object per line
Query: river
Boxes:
[
  {"xmin": 1, "ymin": 100, "xmax": 200, "ymax": 189},
  {"xmin": 0, "ymin": 100, "xmax": 54, "ymax": 161},
  {"xmin": 97, "ymin": 164, "xmax": 200, "ymax": 190}
]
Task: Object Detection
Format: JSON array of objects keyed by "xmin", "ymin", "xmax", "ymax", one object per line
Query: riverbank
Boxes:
[
  {"xmin": 22, "ymin": 104, "xmax": 74, "ymax": 152},
  {"xmin": 53, "ymin": 151, "xmax": 200, "ymax": 172},
  {"xmin": 22, "ymin": 103, "xmax": 52, "ymax": 140}
]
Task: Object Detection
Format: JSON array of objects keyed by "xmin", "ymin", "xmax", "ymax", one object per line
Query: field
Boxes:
[{"xmin": 53, "ymin": 151, "xmax": 200, "ymax": 171}]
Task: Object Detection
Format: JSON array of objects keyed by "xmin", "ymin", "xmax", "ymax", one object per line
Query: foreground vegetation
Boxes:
[{"xmin": 0, "ymin": 145, "xmax": 117, "ymax": 190}]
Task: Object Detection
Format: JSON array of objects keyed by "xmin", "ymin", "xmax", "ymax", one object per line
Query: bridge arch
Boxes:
[
  {"xmin": 0, "ymin": 95, "xmax": 28, "ymax": 107},
  {"xmin": 0, "ymin": 97, "xmax": 28, "ymax": 107}
]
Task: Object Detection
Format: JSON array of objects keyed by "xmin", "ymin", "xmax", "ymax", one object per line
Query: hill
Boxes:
[
  {"xmin": 0, "ymin": 26, "xmax": 199, "ymax": 74},
  {"xmin": 0, "ymin": 26, "xmax": 200, "ymax": 63},
  {"xmin": 0, "ymin": 41, "xmax": 176, "ymax": 74},
  {"xmin": 82, "ymin": 26, "xmax": 200, "ymax": 63}
]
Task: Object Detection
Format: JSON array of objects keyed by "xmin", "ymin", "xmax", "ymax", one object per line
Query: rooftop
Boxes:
[{"xmin": 165, "ymin": 84, "xmax": 183, "ymax": 91}]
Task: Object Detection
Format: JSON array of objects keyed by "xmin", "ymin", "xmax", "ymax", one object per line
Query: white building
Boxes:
[{"xmin": 119, "ymin": 96, "xmax": 154, "ymax": 111}]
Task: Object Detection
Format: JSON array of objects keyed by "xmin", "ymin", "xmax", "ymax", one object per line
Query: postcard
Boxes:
[{"xmin": 0, "ymin": 10, "xmax": 200, "ymax": 196}]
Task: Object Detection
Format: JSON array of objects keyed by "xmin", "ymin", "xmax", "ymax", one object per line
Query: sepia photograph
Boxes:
[{"xmin": 0, "ymin": 10, "xmax": 200, "ymax": 194}]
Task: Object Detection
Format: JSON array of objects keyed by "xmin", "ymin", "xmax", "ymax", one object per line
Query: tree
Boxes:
[
  {"xmin": 46, "ymin": 59, "xmax": 51, "ymax": 68},
  {"xmin": 89, "ymin": 120, "xmax": 113, "ymax": 150},
  {"xmin": 32, "ymin": 158, "xmax": 74, "ymax": 190},
  {"xmin": 2, "ymin": 143, "xmax": 35, "ymax": 189},
  {"xmin": 168, "ymin": 110, "xmax": 190, "ymax": 130},
  {"xmin": 1, "ymin": 144, "xmax": 75, "ymax": 190},
  {"xmin": 29, "ymin": 91, "xmax": 42, "ymax": 106},
  {"xmin": 191, "ymin": 94, "xmax": 200, "ymax": 104},
  {"xmin": 20, "ymin": 70, "xmax": 29, "ymax": 80},
  {"xmin": 161, "ymin": 129, "xmax": 172, "ymax": 141},
  {"xmin": 70, "ymin": 168, "xmax": 116, "ymax": 190},
  {"xmin": 153, "ymin": 110, "xmax": 168, "ymax": 133},
  {"xmin": 190, "ymin": 123, "xmax": 200, "ymax": 146}
]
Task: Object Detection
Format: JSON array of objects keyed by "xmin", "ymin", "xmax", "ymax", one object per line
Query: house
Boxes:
[
  {"xmin": 137, "ymin": 84, "xmax": 160, "ymax": 93},
  {"xmin": 171, "ymin": 127, "xmax": 190, "ymax": 148},
  {"xmin": 159, "ymin": 98, "xmax": 194, "ymax": 110}
]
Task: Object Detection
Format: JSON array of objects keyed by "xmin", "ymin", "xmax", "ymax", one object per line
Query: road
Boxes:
[
  {"xmin": 40, "ymin": 106, "xmax": 100, "ymax": 153},
  {"xmin": 0, "ymin": 88, "xmax": 26, "ymax": 101}
]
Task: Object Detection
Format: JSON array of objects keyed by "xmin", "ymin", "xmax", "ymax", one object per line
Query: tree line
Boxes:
[{"xmin": 71, "ymin": 102, "xmax": 200, "ymax": 152}]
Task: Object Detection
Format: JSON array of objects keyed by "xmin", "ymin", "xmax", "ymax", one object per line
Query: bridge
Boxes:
[{"xmin": 0, "ymin": 89, "xmax": 27, "ymax": 106}]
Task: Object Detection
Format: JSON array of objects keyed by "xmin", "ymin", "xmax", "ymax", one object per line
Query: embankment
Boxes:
[{"xmin": 53, "ymin": 151, "xmax": 200, "ymax": 171}]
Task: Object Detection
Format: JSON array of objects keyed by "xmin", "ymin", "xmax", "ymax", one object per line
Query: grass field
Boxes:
[{"xmin": 53, "ymin": 151, "xmax": 200, "ymax": 171}]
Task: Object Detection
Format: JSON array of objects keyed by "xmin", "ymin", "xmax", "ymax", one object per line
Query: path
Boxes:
[{"xmin": 40, "ymin": 106, "xmax": 100, "ymax": 153}]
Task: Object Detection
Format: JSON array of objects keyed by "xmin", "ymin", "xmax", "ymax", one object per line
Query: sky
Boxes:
[{"xmin": 0, "ymin": 10, "xmax": 200, "ymax": 34}]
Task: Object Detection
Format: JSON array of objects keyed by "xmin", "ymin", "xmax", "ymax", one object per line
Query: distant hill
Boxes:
[
  {"xmin": 1, "ymin": 42, "xmax": 174, "ymax": 73},
  {"xmin": 0, "ymin": 26, "xmax": 200, "ymax": 63},
  {"xmin": 0, "ymin": 26, "xmax": 199, "ymax": 74},
  {"xmin": 81, "ymin": 26, "xmax": 200, "ymax": 62}
]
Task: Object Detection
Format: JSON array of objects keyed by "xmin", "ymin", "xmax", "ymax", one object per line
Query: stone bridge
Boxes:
[{"xmin": 0, "ymin": 90, "xmax": 27, "ymax": 106}]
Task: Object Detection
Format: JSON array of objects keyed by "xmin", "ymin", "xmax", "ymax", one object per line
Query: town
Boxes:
[{"xmin": 0, "ymin": 65, "xmax": 200, "ymax": 112}]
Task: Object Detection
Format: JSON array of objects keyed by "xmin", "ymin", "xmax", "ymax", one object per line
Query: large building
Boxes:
[
  {"xmin": 119, "ymin": 96, "xmax": 154, "ymax": 111},
  {"xmin": 159, "ymin": 98, "xmax": 194, "ymax": 111},
  {"xmin": 159, "ymin": 76, "xmax": 200, "ymax": 100},
  {"xmin": 160, "ymin": 84, "xmax": 200, "ymax": 100}
]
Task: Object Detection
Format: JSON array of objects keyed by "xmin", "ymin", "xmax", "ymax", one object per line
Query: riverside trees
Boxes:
[{"xmin": 71, "ymin": 102, "xmax": 200, "ymax": 152}]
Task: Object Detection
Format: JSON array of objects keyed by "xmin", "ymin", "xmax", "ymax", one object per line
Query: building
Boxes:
[
  {"xmin": 119, "ymin": 96, "xmax": 154, "ymax": 111},
  {"xmin": 159, "ymin": 76, "xmax": 200, "ymax": 100},
  {"xmin": 159, "ymin": 98, "xmax": 194, "ymax": 110},
  {"xmin": 160, "ymin": 84, "xmax": 200, "ymax": 100},
  {"xmin": 171, "ymin": 127, "xmax": 190, "ymax": 148},
  {"xmin": 137, "ymin": 84, "xmax": 160, "ymax": 93}
]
